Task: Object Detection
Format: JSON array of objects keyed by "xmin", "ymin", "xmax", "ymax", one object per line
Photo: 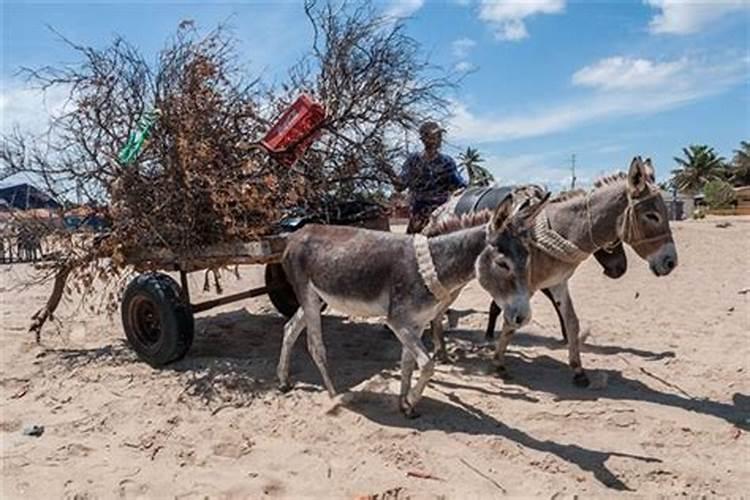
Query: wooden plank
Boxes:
[{"xmin": 127, "ymin": 234, "xmax": 288, "ymax": 269}]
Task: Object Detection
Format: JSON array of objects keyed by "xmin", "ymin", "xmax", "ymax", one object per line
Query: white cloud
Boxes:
[
  {"xmin": 572, "ymin": 56, "xmax": 688, "ymax": 90},
  {"xmin": 451, "ymin": 37, "xmax": 477, "ymax": 58},
  {"xmin": 454, "ymin": 61, "xmax": 478, "ymax": 73},
  {"xmin": 447, "ymin": 54, "xmax": 748, "ymax": 143},
  {"xmin": 0, "ymin": 80, "xmax": 72, "ymax": 136},
  {"xmin": 644, "ymin": 0, "xmax": 749, "ymax": 35},
  {"xmin": 479, "ymin": 0, "xmax": 565, "ymax": 41},
  {"xmin": 384, "ymin": 0, "xmax": 425, "ymax": 19}
]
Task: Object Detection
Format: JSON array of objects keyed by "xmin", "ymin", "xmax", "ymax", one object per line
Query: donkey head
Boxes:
[
  {"xmin": 621, "ymin": 156, "xmax": 678, "ymax": 276},
  {"xmin": 476, "ymin": 192, "xmax": 550, "ymax": 328}
]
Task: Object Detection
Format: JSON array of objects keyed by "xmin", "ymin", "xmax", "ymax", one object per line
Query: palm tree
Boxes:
[
  {"xmin": 459, "ymin": 147, "xmax": 494, "ymax": 187},
  {"xmin": 670, "ymin": 144, "xmax": 727, "ymax": 194},
  {"xmin": 729, "ymin": 140, "xmax": 750, "ymax": 187}
]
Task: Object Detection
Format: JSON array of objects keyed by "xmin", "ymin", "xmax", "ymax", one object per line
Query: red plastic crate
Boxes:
[{"xmin": 262, "ymin": 94, "xmax": 325, "ymax": 164}]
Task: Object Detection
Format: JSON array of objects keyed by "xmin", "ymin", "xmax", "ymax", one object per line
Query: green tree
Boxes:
[
  {"xmin": 459, "ymin": 147, "xmax": 494, "ymax": 187},
  {"xmin": 703, "ymin": 179, "xmax": 736, "ymax": 209},
  {"xmin": 670, "ymin": 144, "xmax": 727, "ymax": 193},
  {"xmin": 729, "ymin": 140, "xmax": 750, "ymax": 187}
]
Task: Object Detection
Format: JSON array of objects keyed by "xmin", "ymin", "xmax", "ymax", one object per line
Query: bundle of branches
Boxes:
[
  {"xmin": 287, "ymin": 1, "xmax": 455, "ymax": 213},
  {"xmin": 0, "ymin": 1, "xmax": 455, "ymax": 337}
]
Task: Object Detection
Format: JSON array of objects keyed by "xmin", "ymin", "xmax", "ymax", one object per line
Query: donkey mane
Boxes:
[
  {"xmin": 423, "ymin": 209, "xmax": 493, "ymax": 237},
  {"xmin": 550, "ymin": 189, "xmax": 586, "ymax": 204},
  {"xmin": 593, "ymin": 171, "xmax": 627, "ymax": 188},
  {"xmin": 548, "ymin": 172, "xmax": 628, "ymax": 205}
]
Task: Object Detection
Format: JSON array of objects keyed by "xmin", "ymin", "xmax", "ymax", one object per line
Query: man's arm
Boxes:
[
  {"xmin": 445, "ymin": 156, "xmax": 467, "ymax": 189},
  {"xmin": 396, "ymin": 154, "xmax": 417, "ymax": 192}
]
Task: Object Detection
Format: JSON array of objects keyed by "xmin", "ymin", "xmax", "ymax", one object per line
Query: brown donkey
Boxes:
[
  {"xmin": 425, "ymin": 186, "xmax": 628, "ymax": 359},
  {"xmin": 277, "ymin": 193, "xmax": 549, "ymax": 416},
  {"xmin": 492, "ymin": 157, "xmax": 677, "ymax": 386}
]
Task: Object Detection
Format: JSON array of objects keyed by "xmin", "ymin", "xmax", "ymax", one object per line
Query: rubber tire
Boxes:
[
  {"xmin": 265, "ymin": 263, "xmax": 299, "ymax": 318},
  {"xmin": 121, "ymin": 272, "xmax": 194, "ymax": 367}
]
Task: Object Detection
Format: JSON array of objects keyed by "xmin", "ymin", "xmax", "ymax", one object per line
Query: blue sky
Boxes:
[{"xmin": 1, "ymin": 0, "xmax": 748, "ymax": 190}]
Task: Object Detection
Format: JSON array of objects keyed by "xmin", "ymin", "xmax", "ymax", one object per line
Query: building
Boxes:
[
  {"xmin": 734, "ymin": 186, "xmax": 750, "ymax": 215},
  {"xmin": 0, "ymin": 183, "xmax": 62, "ymax": 210}
]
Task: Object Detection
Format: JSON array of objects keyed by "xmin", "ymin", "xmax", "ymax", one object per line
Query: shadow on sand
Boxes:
[
  {"xmin": 345, "ymin": 390, "xmax": 660, "ymax": 491},
  {"xmin": 42, "ymin": 308, "xmax": 402, "ymax": 407},
  {"xmin": 451, "ymin": 350, "xmax": 749, "ymax": 430},
  {"xmin": 41, "ymin": 308, "xmax": 748, "ymax": 490}
]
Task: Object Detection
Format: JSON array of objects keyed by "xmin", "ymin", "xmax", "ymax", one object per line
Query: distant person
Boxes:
[{"xmin": 399, "ymin": 121, "xmax": 466, "ymax": 234}]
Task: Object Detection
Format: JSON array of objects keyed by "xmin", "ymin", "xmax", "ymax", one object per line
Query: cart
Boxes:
[
  {"xmin": 120, "ymin": 205, "xmax": 389, "ymax": 367},
  {"xmin": 29, "ymin": 94, "xmax": 390, "ymax": 366}
]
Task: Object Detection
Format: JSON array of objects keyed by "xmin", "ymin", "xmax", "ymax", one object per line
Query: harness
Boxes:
[
  {"xmin": 619, "ymin": 190, "xmax": 673, "ymax": 247},
  {"xmin": 413, "ymin": 234, "xmax": 452, "ymax": 302},
  {"xmin": 585, "ymin": 189, "xmax": 671, "ymax": 252},
  {"xmin": 531, "ymin": 212, "xmax": 590, "ymax": 264},
  {"xmin": 454, "ymin": 186, "xmax": 513, "ymax": 215}
]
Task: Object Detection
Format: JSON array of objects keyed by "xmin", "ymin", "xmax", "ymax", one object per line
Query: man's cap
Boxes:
[{"xmin": 419, "ymin": 121, "xmax": 445, "ymax": 137}]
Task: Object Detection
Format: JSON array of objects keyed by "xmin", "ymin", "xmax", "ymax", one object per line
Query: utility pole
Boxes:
[{"xmin": 570, "ymin": 153, "xmax": 577, "ymax": 190}]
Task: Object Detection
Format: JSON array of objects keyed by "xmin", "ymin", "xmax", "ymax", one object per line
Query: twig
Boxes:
[
  {"xmin": 638, "ymin": 367, "xmax": 694, "ymax": 399},
  {"xmin": 618, "ymin": 353, "xmax": 694, "ymax": 399},
  {"xmin": 459, "ymin": 458, "xmax": 505, "ymax": 493},
  {"xmin": 406, "ymin": 470, "xmax": 443, "ymax": 481}
]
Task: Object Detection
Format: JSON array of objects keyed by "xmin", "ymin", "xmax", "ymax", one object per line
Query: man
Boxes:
[{"xmin": 399, "ymin": 121, "xmax": 466, "ymax": 234}]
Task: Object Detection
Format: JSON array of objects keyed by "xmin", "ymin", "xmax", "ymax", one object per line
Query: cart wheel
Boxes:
[
  {"xmin": 121, "ymin": 272, "xmax": 194, "ymax": 367},
  {"xmin": 265, "ymin": 263, "xmax": 299, "ymax": 318}
]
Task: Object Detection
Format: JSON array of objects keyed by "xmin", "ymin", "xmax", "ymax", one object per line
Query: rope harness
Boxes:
[
  {"xmin": 620, "ymin": 190, "xmax": 672, "ymax": 248},
  {"xmin": 415, "ymin": 188, "xmax": 672, "ymax": 298},
  {"xmin": 413, "ymin": 234, "xmax": 453, "ymax": 302},
  {"xmin": 534, "ymin": 189, "xmax": 671, "ymax": 263},
  {"xmin": 531, "ymin": 212, "xmax": 590, "ymax": 264}
]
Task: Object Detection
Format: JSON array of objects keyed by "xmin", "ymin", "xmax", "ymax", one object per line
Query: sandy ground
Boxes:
[{"xmin": 1, "ymin": 218, "xmax": 749, "ymax": 499}]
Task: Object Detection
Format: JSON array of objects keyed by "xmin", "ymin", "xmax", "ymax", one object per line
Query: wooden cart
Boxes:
[
  {"xmin": 119, "ymin": 235, "xmax": 297, "ymax": 366},
  {"xmin": 120, "ymin": 211, "xmax": 389, "ymax": 367}
]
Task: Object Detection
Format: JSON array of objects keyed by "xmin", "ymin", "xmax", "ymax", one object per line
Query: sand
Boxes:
[{"xmin": 1, "ymin": 217, "xmax": 749, "ymax": 499}]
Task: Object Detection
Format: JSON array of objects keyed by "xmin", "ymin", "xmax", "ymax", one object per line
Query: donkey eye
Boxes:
[
  {"xmin": 645, "ymin": 213, "xmax": 661, "ymax": 224},
  {"xmin": 495, "ymin": 259, "xmax": 511, "ymax": 272}
]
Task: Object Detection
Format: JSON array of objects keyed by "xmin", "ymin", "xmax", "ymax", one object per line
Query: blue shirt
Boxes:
[{"xmin": 400, "ymin": 152, "xmax": 466, "ymax": 211}]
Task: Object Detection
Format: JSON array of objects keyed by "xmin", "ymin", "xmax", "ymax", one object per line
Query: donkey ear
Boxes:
[
  {"xmin": 514, "ymin": 191, "xmax": 550, "ymax": 230},
  {"xmin": 490, "ymin": 193, "xmax": 514, "ymax": 232},
  {"xmin": 643, "ymin": 158, "xmax": 655, "ymax": 182},
  {"xmin": 628, "ymin": 156, "xmax": 649, "ymax": 197}
]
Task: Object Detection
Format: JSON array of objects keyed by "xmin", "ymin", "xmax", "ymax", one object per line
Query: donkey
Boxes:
[
  {"xmin": 277, "ymin": 192, "xmax": 549, "ymax": 416},
  {"xmin": 489, "ymin": 157, "xmax": 677, "ymax": 386},
  {"xmin": 425, "ymin": 186, "xmax": 628, "ymax": 359}
]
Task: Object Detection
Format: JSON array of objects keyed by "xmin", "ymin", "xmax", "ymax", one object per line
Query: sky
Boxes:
[{"xmin": 1, "ymin": 0, "xmax": 749, "ymax": 191}]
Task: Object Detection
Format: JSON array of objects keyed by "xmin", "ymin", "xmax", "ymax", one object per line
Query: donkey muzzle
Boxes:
[{"xmin": 649, "ymin": 242, "xmax": 678, "ymax": 277}]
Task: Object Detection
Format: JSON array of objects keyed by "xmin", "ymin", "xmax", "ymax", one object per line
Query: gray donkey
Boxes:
[
  {"xmin": 425, "ymin": 185, "xmax": 628, "ymax": 361},
  {"xmin": 277, "ymin": 192, "xmax": 549, "ymax": 416},
  {"xmin": 489, "ymin": 157, "xmax": 677, "ymax": 386}
]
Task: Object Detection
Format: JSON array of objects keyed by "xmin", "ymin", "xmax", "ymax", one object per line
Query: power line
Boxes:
[{"xmin": 570, "ymin": 153, "xmax": 576, "ymax": 190}]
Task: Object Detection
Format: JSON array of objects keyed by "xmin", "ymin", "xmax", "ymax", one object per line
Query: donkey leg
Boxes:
[
  {"xmin": 541, "ymin": 288, "xmax": 568, "ymax": 342},
  {"xmin": 548, "ymin": 282, "xmax": 588, "ymax": 387},
  {"xmin": 399, "ymin": 348, "xmax": 417, "ymax": 412},
  {"xmin": 430, "ymin": 318, "xmax": 449, "ymax": 363},
  {"xmin": 388, "ymin": 323, "xmax": 434, "ymax": 417},
  {"xmin": 277, "ymin": 307, "xmax": 307, "ymax": 392},
  {"xmin": 430, "ymin": 290, "xmax": 462, "ymax": 363},
  {"xmin": 485, "ymin": 300, "xmax": 501, "ymax": 341},
  {"xmin": 493, "ymin": 320, "xmax": 517, "ymax": 379},
  {"xmin": 303, "ymin": 292, "xmax": 338, "ymax": 398}
]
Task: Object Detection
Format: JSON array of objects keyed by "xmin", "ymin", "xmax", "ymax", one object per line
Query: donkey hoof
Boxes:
[
  {"xmin": 399, "ymin": 398, "xmax": 420, "ymax": 419},
  {"xmin": 573, "ymin": 372, "xmax": 590, "ymax": 388},
  {"xmin": 278, "ymin": 381, "xmax": 293, "ymax": 393},
  {"xmin": 495, "ymin": 366, "xmax": 513, "ymax": 380}
]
